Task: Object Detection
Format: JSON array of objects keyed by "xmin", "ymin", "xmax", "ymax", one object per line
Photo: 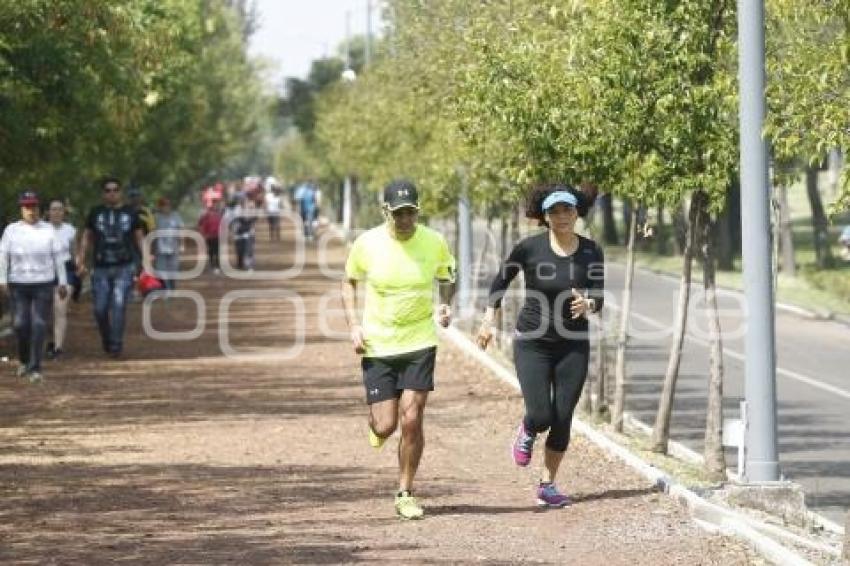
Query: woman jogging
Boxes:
[{"xmin": 476, "ymin": 183, "xmax": 604, "ymax": 508}]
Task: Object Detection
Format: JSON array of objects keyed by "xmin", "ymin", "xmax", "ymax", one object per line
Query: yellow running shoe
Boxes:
[
  {"xmin": 394, "ymin": 491, "xmax": 424, "ymax": 520},
  {"xmin": 368, "ymin": 426, "xmax": 387, "ymax": 449}
]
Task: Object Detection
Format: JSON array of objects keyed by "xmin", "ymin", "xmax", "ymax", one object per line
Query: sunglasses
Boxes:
[{"xmin": 389, "ymin": 207, "xmax": 418, "ymax": 218}]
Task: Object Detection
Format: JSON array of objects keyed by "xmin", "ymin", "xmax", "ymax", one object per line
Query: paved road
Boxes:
[{"xmin": 604, "ymin": 262, "xmax": 850, "ymax": 525}]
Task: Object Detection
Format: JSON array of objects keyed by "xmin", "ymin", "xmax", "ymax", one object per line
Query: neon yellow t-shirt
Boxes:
[{"xmin": 345, "ymin": 224, "xmax": 456, "ymax": 358}]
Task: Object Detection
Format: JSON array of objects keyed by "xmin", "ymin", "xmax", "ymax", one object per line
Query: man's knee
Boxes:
[
  {"xmin": 371, "ymin": 414, "xmax": 397, "ymax": 438},
  {"xmin": 400, "ymin": 406, "xmax": 424, "ymax": 438}
]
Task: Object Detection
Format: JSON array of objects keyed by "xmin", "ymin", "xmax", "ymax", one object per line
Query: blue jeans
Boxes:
[
  {"xmin": 300, "ymin": 206, "xmax": 316, "ymax": 238},
  {"xmin": 92, "ymin": 265, "xmax": 134, "ymax": 353},
  {"xmin": 10, "ymin": 283, "xmax": 54, "ymax": 372}
]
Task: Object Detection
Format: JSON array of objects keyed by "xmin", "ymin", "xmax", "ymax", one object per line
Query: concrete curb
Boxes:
[{"xmin": 439, "ymin": 325, "xmax": 839, "ymax": 565}]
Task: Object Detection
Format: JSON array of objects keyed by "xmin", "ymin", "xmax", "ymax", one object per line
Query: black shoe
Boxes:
[
  {"xmin": 52, "ymin": 348, "xmax": 65, "ymax": 360},
  {"xmin": 45, "ymin": 343, "xmax": 56, "ymax": 360}
]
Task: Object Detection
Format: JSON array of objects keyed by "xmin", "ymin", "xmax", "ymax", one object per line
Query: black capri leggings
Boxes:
[{"xmin": 513, "ymin": 337, "xmax": 590, "ymax": 452}]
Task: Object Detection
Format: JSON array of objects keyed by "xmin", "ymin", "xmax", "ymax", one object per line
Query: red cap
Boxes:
[{"xmin": 18, "ymin": 191, "xmax": 39, "ymax": 206}]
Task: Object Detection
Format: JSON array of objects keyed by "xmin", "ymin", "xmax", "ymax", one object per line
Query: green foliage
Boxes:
[
  {"xmin": 0, "ymin": 0, "xmax": 269, "ymax": 214},
  {"xmin": 304, "ymin": 0, "xmax": 739, "ymax": 218},
  {"xmin": 766, "ymin": 0, "xmax": 850, "ymax": 214}
]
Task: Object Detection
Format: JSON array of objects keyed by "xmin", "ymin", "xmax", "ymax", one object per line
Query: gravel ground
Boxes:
[{"xmin": 0, "ymin": 226, "xmax": 762, "ymax": 565}]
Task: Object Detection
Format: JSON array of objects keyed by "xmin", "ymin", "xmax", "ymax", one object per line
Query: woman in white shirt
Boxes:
[
  {"xmin": 153, "ymin": 197, "xmax": 184, "ymax": 290},
  {"xmin": 0, "ymin": 191, "xmax": 67, "ymax": 382},
  {"xmin": 46, "ymin": 198, "xmax": 77, "ymax": 358},
  {"xmin": 265, "ymin": 189, "xmax": 282, "ymax": 241}
]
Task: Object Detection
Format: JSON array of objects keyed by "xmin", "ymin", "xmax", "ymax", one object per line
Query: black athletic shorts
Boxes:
[{"xmin": 362, "ymin": 346, "xmax": 436, "ymax": 404}]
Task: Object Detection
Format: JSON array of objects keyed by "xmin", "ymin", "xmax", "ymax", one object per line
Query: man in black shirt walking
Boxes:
[{"xmin": 76, "ymin": 177, "xmax": 146, "ymax": 357}]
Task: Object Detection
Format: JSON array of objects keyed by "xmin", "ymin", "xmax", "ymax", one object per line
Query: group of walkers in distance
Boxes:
[
  {"xmin": 342, "ymin": 178, "xmax": 604, "ymax": 519},
  {"xmin": 0, "ymin": 174, "xmax": 300, "ymax": 383}
]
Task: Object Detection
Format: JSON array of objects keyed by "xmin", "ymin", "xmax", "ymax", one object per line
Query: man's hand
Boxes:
[
  {"xmin": 437, "ymin": 304, "xmax": 452, "ymax": 328},
  {"xmin": 350, "ymin": 324, "xmax": 367, "ymax": 355},
  {"xmin": 57, "ymin": 285, "xmax": 68, "ymax": 300}
]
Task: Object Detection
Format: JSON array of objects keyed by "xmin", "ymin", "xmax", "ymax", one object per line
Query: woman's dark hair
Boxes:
[
  {"xmin": 524, "ymin": 182, "xmax": 598, "ymax": 226},
  {"xmin": 48, "ymin": 198, "xmax": 65, "ymax": 208}
]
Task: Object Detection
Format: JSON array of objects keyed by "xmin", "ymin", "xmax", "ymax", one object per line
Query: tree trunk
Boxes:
[
  {"xmin": 672, "ymin": 200, "xmax": 688, "ymax": 256},
  {"xmin": 717, "ymin": 193, "xmax": 734, "ymax": 271},
  {"xmin": 600, "ymin": 193, "xmax": 619, "ymax": 245},
  {"xmin": 702, "ymin": 213, "xmax": 727, "ymax": 480},
  {"xmin": 806, "ymin": 165, "xmax": 835, "ymax": 269},
  {"xmin": 828, "ymin": 148, "xmax": 843, "ymax": 199},
  {"xmin": 622, "ymin": 199, "xmax": 633, "ymax": 239},
  {"xmin": 777, "ymin": 183, "xmax": 796, "ymax": 277},
  {"xmin": 501, "ymin": 205, "xmax": 521, "ymax": 359},
  {"xmin": 497, "ymin": 215, "xmax": 509, "ymax": 350},
  {"xmin": 592, "ymin": 317, "xmax": 607, "ymax": 419},
  {"xmin": 656, "ymin": 204, "xmax": 668, "ymax": 256},
  {"xmin": 651, "ymin": 193, "xmax": 701, "ymax": 453},
  {"xmin": 612, "ymin": 206, "xmax": 639, "ymax": 433},
  {"xmin": 718, "ymin": 178, "xmax": 741, "ymax": 271}
]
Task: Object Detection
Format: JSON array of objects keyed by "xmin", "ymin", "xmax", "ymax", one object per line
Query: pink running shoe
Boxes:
[
  {"xmin": 536, "ymin": 483, "xmax": 571, "ymax": 508},
  {"xmin": 512, "ymin": 422, "xmax": 536, "ymax": 467}
]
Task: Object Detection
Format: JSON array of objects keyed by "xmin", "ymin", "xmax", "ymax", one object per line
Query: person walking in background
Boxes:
[
  {"xmin": 294, "ymin": 180, "xmax": 317, "ymax": 241},
  {"xmin": 76, "ymin": 177, "xmax": 146, "ymax": 358},
  {"xmin": 45, "ymin": 198, "xmax": 77, "ymax": 359},
  {"xmin": 153, "ymin": 197, "xmax": 184, "ymax": 291},
  {"xmin": 198, "ymin": 197, "xmax": 223, "ymax": 274},
  {"xmin": 341, "ymin": 179, "xmax": 456, "ymax": 520},
  {"xmin": 265, "ymin": 187, "xmax": 283, "ymax": 241},
  {"xmin": 476, "ymin": 183, "xmax": 603, "ymax": 508},
  {"xmin": 226, "ymin": 195, "xmax": 256, "ymax": 270},
  {"xmin": 0, "ymin": 191, "xmax": 68, "ymax": 382},
  {"xmin": 126, "ymin": 186, "xmax": 156, "ymax": 236}
]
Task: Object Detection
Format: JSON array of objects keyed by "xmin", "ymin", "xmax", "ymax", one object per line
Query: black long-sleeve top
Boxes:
[{"xmin": 487, "ymin": 232, "xmax": 605, "ymax": 341}]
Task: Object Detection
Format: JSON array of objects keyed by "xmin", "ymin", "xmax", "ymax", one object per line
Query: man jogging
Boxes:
[
  {"xmin": 0, "ymin": 191, "xmax": 68, "ymax": 382},
  {"xmin": 76, "ymin": 177, "xmax": 146, "ymax": 357},
  {"xmin": 341, "ymin": 179, "xmax": 455, "ymax": 520}
]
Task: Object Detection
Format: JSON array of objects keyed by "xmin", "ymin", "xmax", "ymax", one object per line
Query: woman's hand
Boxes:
[
  {"xmin": 476, "ymin": 310, "xmax": 497, "ymax": 350},
  {"xmin": 570, "ymin": 288, "xmax": 593, "ymax": 319}
]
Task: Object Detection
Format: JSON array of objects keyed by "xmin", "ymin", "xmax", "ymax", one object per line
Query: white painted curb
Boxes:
[{"xmin": 439, "ymin": 325, "xmax": 837, "ymax": 566}]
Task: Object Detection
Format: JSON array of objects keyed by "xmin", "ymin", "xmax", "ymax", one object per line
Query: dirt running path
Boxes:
[{"xmin": 0, "ymin": 224, "xmax": 759, "ymax": 565}]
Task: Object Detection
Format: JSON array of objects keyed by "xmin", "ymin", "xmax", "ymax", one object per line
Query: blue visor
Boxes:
[{"xmin": 541, "ymin": 191, "xmax": 578, "ymax": 212}]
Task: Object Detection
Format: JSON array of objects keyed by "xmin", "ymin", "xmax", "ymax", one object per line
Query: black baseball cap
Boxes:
[{"xmin": 383, "ymin": 179, "xmax": 419, "ymax": 211}]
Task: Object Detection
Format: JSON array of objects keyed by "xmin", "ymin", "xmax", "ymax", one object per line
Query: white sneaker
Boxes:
[{"xmin": 212, "ymin": 268, "xmax": 221, "ymax": 275}]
